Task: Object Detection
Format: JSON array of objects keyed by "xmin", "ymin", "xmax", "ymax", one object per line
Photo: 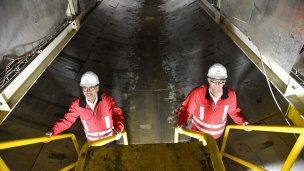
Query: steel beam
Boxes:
[
  {"xmin": 0, "ymin": 20, "xmax": 79, "ymax": 124},
  {"xmin": 0, "ymin": 0, "xmax": 101, "ymax": 125}
]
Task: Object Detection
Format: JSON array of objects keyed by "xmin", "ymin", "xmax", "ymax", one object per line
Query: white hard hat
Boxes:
[
  {"xmin": 80, "ymin": 71, "xmax": 100, "ymax": 87},
  {"xmin": 207, "ymin": 63, "xmax": 228, "ymax": 79}
]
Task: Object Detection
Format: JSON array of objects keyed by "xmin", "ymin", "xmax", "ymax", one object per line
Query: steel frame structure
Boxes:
[
  {"xmin": 197, "ymin": 0, "xmax": 304, "ymax": 120},
  {"xmin": 0, "ymin": 0, "xmax": 102, "ymax": 124}
]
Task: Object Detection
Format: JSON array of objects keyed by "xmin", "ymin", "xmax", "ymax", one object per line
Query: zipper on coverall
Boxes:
[{"xmin": 211, "ymin": 99, "xmax": 221, "ymax": 134}]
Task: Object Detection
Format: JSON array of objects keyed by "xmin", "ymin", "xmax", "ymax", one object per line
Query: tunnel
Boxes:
[{"xmin": 0, "ymin": 0, "xmax": 304, "ymax": 170}]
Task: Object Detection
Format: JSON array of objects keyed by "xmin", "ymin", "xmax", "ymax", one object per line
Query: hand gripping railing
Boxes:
[
  {"xmin": 221, "ymin": 125, "xmax": 304, "ymax": 171},
  {"xmin": 75, "ymin": 131, "xmax": 128, "ymax": 171},
  {"xmin": 0, "ymin": 134, "xmax": 80, "ymax": 171},
  {"xmin": 174, "ymin": 127, "xmax": 226, "ymax": 171}
]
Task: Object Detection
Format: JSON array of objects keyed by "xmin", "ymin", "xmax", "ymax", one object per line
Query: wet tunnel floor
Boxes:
[{"xmin": 124, "ymin": 0, "xmax": 174, "ymax": 144}]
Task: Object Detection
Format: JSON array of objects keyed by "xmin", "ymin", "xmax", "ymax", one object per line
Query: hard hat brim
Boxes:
[
  {"xmin": 80, "ymin": 83, "xmax": 99, "ymax": 87},
  {"xmin": 207, "ymin": 74, "xmax": 228, "ymax": 79}
]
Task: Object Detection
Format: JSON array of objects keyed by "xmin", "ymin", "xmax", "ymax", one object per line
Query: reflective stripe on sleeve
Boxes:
[{"xmin": 193, "ymin": 115, "xmax": 226, "ymax": 129}]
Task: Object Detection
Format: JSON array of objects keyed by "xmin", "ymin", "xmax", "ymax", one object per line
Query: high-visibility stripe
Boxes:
[
  {"xmin": 193, "ymin": 122, "xmax": 209, "ymax": 133},
  {"xmin": 85, "ymin": 130, "xmax": 113, "ymax": 141},
  {"xmin": 102, "ymin": 132, "xmax": 113, "ymax": 138},
  {"xmin": 98, "ymin": 128, "xmax": 113, "ymax": 136},
  {"xmin": 82, "ymin": 120, "xmax": 89, "ymax": 131},
  {"xmin": 222, "ymin": 105, "xmax": 229, "ymax": 122},
  {"xmin": 105, "ymin": 116, "xmax": 110, "ymax": 129},
  {"xmin": 84, "ymin": 131, "xmax": 98, "ymax": 136},
  {"xmin": 193, "ymin": 122, "xmax": 225, "ymax": 135},
  {"xmin": 193, "ymin": 115, "xmax": 226, "ymax": 128},
  {"xmin": 200, "ymin": 106, "xmax": 204, "ymax": 120},
  {"xmin": 84, "ymin": 128, "xmax": 112, "ymax": 137}
]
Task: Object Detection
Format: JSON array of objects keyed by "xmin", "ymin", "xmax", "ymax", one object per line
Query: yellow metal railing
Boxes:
[
  {"xmin": 0, "ymin": 131, "xmax": 128, "ymax": 171},
  {"xmin": 221, "ymin": 125, "xmax": 304, "ymax": 171},
  {"xmin": 174, "ymin": 127, "xmax": 226, "ymax": 171},
  {"xmin": 0, "ymin": 157, "xmax": 9, "ymax": 171},
  {"xmin": 285, "ymin": 104, "xmax": 304, "ymax": 127},
  {"xmin": 75, "ymin": 131, "xmax": 128, "ymax": 171},
  {"xmin": 0, "ymin": 134, "xmax": 80, "ymax": 171},
  {"xmin": 59, "ymin": 162, "xmax": 77, "ymax": 171}
]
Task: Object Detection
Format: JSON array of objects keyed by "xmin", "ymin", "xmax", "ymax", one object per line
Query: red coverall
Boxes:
[
  {"xmin": 48, "ymin": 90, "xmax": 124, "ymax": 142},
  {"xmin": 177, "ymin": 84, "xmax": 248, "ymax": 139}
]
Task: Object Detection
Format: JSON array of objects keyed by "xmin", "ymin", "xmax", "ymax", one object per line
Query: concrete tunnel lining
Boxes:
[
  {"xmin": 3, "ymin": 0, "xmax": 289, "ymax": 143},
  {"xmin": 1, "ymin": 0, "xmax": 304, "ymax": 170}
]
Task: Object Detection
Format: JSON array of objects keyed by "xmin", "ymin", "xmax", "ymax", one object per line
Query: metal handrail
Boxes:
[
  {"xmin": 0, "ymin": 133, "xmax": 80, "ymax": 152},
  {"xmin": 174, "ymin": 127, "xmax": 226, "ymax": 171},
  {"xmin": 221, "ymin": 152, "xmax": 266, "ymax": 171},
  {"xmin": 75, "ymin": 131, "xmax": 128, "ymax": 171},
  {"xmin": 0, "ymin": 157, "xmax": 9, "ymax": 171},
  {"xmin": 0, "ymin": 131, "xmax": 129, "ymax": 171},
  {"xmin": 59, "ymin": 162, "xmax": 77, "ymax": 171},
  {"xmin": 0, "ymin": 134, "xmax": 80, "ymax": 171},
  {"xmin": 221, "ymin": 125, "xmax": 304, "ymax": 171}
]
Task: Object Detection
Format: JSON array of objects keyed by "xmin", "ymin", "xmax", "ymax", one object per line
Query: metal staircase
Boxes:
[{"xmin": 1, "ymin": 125, "xmax": 304, "ymax": 171}]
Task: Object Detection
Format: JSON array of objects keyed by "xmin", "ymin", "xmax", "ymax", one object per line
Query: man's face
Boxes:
[
  {"xmin": 208, "ymin": 78, "xmax": 226, "ymax": 93},
  {"xmin": 82, "ymin": 85, "xmax": 98, "ymax": 101}
]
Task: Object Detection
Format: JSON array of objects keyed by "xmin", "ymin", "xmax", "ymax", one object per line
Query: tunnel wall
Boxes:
[
  {"xmin": 4, "ymin": 0, "xmax": 287, "ymax": 144},
  {"xmin": 0, "ymin": 0, "xmax": 100, "ymax": 72},
  {"xmin": 0, "ymin": 1, "xmax": 295, "ymax": 170},
  {"xmin": 0, "ymin": 0, "xmax": 69, "ymax": 70},
  {"xmin": 221, "ymin": 0, "xmax": 304, "ymax": 73}
]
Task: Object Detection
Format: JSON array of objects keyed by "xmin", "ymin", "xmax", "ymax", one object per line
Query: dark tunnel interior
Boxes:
[{"xmin": 1, "ymin": 0, "xmax": 304, "ymax": 170}]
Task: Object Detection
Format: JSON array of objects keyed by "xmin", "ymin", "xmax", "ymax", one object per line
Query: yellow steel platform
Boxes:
[{"xmin": 83, "ymin": 142, "xmax": 211, "ymax": 171}]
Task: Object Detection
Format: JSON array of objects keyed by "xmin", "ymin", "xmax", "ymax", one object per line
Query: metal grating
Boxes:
[{"xmin": 84, "ymin": 142, "xmax": 212, "ymax": 171}]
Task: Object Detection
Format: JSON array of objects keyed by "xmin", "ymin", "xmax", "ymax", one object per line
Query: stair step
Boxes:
[{"xmin": 83, "ymin": 141, "xmax": 212, "ymax": 170}]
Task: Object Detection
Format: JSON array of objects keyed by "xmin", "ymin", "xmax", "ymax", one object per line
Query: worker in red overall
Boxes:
[
  {"xmin": 44, "ymin": 71, "xmax": 124, "ymax": 145},
  {"xmin": 177, "ymin": 63, "xmax": 251, "ymax": 143}
]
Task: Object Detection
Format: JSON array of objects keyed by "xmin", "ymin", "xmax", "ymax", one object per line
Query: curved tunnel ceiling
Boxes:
[
  {"xmin": 2, "ymin": 1, "xmax": 304, "ymax": 170},
  {"xmin": 2, "ymin": 0, "xmax": 289, "ymax": 146}
]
